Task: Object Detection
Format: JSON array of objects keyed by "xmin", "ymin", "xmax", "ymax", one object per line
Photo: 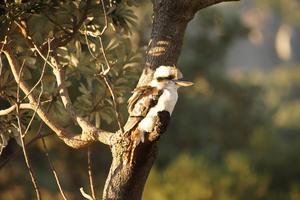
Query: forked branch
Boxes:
[
  {"xmin": 0, "ymin": 42, "xmax": 114, "ymax": 148},
  {"xmin": 0, "ymin": 103, "xmax": 34, "ymax": 116}
]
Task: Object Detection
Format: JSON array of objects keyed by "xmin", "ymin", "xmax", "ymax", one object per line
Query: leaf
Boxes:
[
  {"xmin": 95, "ymin": 112, "xmax": 101, "ymax": 128},
  {"xmin": 75, "ymin": 40, "xmax": 82, "ymax": 58},
  {"xmin": 70, "ymin": 54, "xmax": 79, "ymax": 67},
  {"xmin": 115, "ymin": 77, "xmax": 128, "ymax": 85},
  {"xmin": 0, "ymin": 55, "xmax": 2, "ymax": 76},
  {"xmin": 78, "ymin": 83, "xmax": 90, "ymax": 95},
  {"xmin": 57, "ymin": 47, "xmax": 69, "ymax": 58},
  {"xmin": 100, "ymin": 108, "xmax": 114, "ymax": 124},
  {"xmin": 13, "ymin": 133, "xmax": 22, "ymax": 146},
  {"xmin": 0, "ymin": 133, "xmax": 8, "ymax": 155},
  {"xmin": 105, "ymin": 38, "xmax": 120, "ymax": 51},
  {"xmin": 25, "ymin": 57, "xmax": 36, "ymax": 67}
]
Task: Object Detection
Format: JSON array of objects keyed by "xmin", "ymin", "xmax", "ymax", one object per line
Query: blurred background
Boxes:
[{"xmin": 1, "ymin": 0, "xmax": 300, "ymax": 199}]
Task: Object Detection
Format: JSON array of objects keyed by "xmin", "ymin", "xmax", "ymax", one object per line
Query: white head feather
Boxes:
[{"xmin": 153, "ymin": 65, "xmax": 183, "ymax": 79}]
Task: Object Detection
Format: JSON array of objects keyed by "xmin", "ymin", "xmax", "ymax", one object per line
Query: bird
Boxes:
[{"xmin": 124, "ymin": 65, "xmax": 193, "ymax": 153}]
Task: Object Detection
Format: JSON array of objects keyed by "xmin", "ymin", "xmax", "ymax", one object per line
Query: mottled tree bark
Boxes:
[{"xmin": 102, "ymin": 0, "xmax": 239, "ymax": 200}]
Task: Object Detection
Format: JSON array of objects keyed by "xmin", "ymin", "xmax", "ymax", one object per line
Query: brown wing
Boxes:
[{"xmin": 124, "ymin": 86, "xmax": 163, "ymax": 133}]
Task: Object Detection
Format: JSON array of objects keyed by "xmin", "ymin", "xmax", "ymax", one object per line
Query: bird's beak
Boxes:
[{"xmin": 174, "ymin": 79, "xmax": 194, "ymax": 87}]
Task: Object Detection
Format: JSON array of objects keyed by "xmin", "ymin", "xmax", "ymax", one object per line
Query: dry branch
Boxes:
[
  {"xmin": 0, "ymin": 42, "xmax": 114, "ymax": 148},
  {"xmin": 0, "ymin": 103, "xmax": 34, "ymax": 116},
  {"xmin": 87, "ymin": 147, "xmax": 96, "ymax": 200},
  {"xmin": 15, "ymin": 65, "xmax": 42, "ymax": 200},
  {"xmin": 41, "ymin": 137, "xmax": 68, "ymax": 200}
]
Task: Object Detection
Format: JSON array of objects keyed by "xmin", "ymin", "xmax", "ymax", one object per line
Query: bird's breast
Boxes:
[
  {"xmin": 137, "ymin": 88, "xmax": 178, "ymax": 132},
  {"xmin": 151, "ymin": 88, "xmax": 178, "ymax": 115}
]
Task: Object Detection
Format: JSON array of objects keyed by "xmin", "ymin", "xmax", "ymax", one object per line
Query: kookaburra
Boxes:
[{"xmin": 124, "ymin": 65, "xmax": 193, "ymax": 148}]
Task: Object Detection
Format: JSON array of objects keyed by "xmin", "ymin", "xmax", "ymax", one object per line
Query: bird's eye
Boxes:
[
  {"xmin": 157, "ymin": 75, "xmax": 175, "ymax": 82},
  {"xmin": 167, "ymin": 75, "xmax": 175, "ymax": 80}
]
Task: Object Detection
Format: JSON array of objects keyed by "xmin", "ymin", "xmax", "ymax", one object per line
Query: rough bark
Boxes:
[
  {"xmin": 137, "ymin": 1, "xmax": 192, "ymax": 86},
  {"xmin": 102, "ymin": 0, "xmax": 241, "ymax": 200},
  {"xmin": 103, "ymin": 140, "xmax": 157, "ymax": 200}
]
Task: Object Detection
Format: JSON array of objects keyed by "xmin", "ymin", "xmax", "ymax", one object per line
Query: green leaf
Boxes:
[
  {"xmin": 105, "ymin": 38, "xmax": 120, "ymax": 51},
  {"xmin": 0, "ymin": 133, "xmax": 8, "ymax": 155},
  {"xmin": 95, "ymin": 112, "xmax": 101, "ymax": 128}
]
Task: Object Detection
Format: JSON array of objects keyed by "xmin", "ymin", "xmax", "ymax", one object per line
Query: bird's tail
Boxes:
[{"xmin": 127, "ymin": 128, "xmax": 144, "ymax": 166}]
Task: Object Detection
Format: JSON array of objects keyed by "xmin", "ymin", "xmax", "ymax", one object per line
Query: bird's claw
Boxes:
[
  {"xmin": 127, "ymin": 130, "xmax": 145, "ymax": 166},
  {"xmin": 131, "ymin": 129, "xmax": 145, "ymax": 147},
  {"xmin": 134, "ymin": 131, "xmax": 145, "ymax": 146}
]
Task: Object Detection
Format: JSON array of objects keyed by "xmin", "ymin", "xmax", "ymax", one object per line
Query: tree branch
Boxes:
[
  {"xmin": 16, "ymin": 11, "xmax": 115, "ymax": 148},
  {"xmin": 194, "ymin": 0, "xmax": 240, "ymax": 11},
  {"xmin": 52, "ymin": 66, "xmax": 110, "ymax": 139},
  {"xmin": 15, "ymin": 69, "xmax": 42, "ymax": 200},
  {"xmin": 0, "ymin": 103, "xmax": 34, "ymax": 116},
  {"xmin": 41, "ymin": 137, "xmax": 68, "ymax": 200},
  {"xmin": 87, "ymin": 147, "xmax": 96, "ymax": 200},
  {"xmin": 0, "ymin": 42, "xmax": 114, "ymax": 148}
]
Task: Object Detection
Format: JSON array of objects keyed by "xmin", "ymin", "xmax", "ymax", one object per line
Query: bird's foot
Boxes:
[
  {"xmin": 126, "ymin": 129, "xmax": 145, "ymax": 166},
  {"xmin": 131, "ymin": 129, "xmax": 145, "ymax": 146}
]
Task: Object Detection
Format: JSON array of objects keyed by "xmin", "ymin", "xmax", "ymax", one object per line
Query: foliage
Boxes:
[
  {"xmin": 144, "ymin": 153, "xmax": 269, "ymax": 200},
  {"xmin": 0, "ymin": 0, "xmax": 143, "ymax": 149}
]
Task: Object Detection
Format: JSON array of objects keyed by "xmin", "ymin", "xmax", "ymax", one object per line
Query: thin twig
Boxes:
[
  {"xmin": 0, "ymin": 103, "xmax": 34, "ymax": 116},
  {"xmin": 99, "ymin": 0, "xmax": 108, "ymax": 36},
  {"xmin": 15, "ymin": 60, "xmax": 41, "ymax": 200},
  {"xmin": 41, "ymin": 137, "xmax": 68, "ymax": 200},
  {"xmin": 22, "ymin": 40, "xmax": 52, "ymax": 137},
  {"xmin": 0, "ymin": 35, "xmax": 7, "ymax": 53},
  {"xmin": 30, "ymin": 39, "xmax": 58, "ymax": 70},
  {"xmin": 96, "ymin": 0, "xmax": 124, "ymax": 133},
  {"xmin": 80, "ymin": 187, "xmax": 94, "ymax": 200},
  {"xmin": 84, "ymin": 25, "xmax": 97, "ymax": 60},
  {"xmin": 0, "ymin": 35, "xmax": 8, "ymax": 76},
  {"xmin": 98, "ymin": 36, "xmax": 110, "ymax": 75},
  {"xmin": 40, "ymin": 101, "xmax": 68, "ymax": 200},
  {"xmin": 23, "ymin": 81, "xmax": 43, "ymax": 138},
  {"xmin": 22, "ymin": 38, "xmax": 52, "ymax": 101},
  {"xmin": 84, "ymin": 0, "xmax": 123, "ymax": 135},
  {"xmin": 101, "ymin": 76, "xmax": 124, "ymax": 133},
  {"xmin": 13, "ymin": 21, "xmax": 57, "ymax": 70},
  {"xmin": 16, "ymin": 60, "xmax": 25, "ymax": 102},
  {"xmin": 0, "ymin": 132, "xmax": 52, "ymax": 170},
  {"xmin": 15, "ymin": 112, "xmax": 42, "ymax": 200},
  {"xmin": 87, "ymin": 147, "xmax": 96, "ymax": 200}
]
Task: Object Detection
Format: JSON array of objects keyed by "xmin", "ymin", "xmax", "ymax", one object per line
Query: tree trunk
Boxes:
[
  {"xmin": 102, "ymin": 2, "xmax": 192, "ymax": 199},
  {"xmin": 102, "ymin": 0, "xmax": 238, "ymax": 199}
]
